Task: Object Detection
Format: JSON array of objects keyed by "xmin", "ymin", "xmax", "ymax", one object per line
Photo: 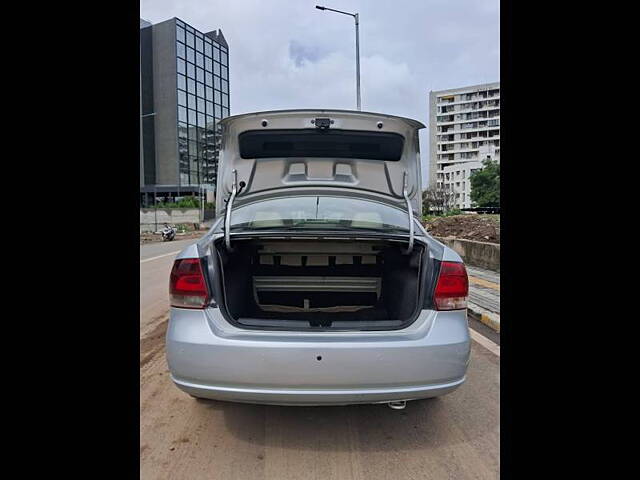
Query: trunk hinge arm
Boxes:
[
  {"xmin": 402, "ymin": 171, "xmax": 414, "ymax": 254},
  {"xmin": 224, "ymin": 169, "xmax": 239, "ymax": 251}
]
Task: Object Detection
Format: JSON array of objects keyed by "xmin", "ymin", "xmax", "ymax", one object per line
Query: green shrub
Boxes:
[
  {"xmin": 155, "ymin": 196, "xmax": 200, "ymax": 209},
  {"xmin": 445, "ymin": 208, "xmax": 462, "ymax": 217},
  {"xmin": 423, "ymin": 209, "xmax": 461, "ymax": 222}
]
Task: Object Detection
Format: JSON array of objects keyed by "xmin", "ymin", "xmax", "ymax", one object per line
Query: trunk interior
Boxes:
[{"xmin": 213, "ymin": 237, "xmax": 425, "ymax": 330}]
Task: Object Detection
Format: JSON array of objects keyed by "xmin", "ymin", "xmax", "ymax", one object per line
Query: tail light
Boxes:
[
  {"xmin": 170, "ymin": 258, "xmax": 210, "ymax": 309},
  {"xmin": 434, "ymin": 261, "xmax": 468, "ymax": 310}
]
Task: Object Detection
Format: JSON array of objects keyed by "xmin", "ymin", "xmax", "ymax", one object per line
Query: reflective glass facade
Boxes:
[
  {"xmin": 140, "ymin": 17, "xmax": 229, "ymax": 205},
  {"xmin": 175, "ymin": 18, "xmax": 229, "ymax": 187}
]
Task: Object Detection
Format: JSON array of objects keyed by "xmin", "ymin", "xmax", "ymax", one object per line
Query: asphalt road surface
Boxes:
[{"xmin": 140, "ymin": 239, "xmax": 500, "ymax": 480}]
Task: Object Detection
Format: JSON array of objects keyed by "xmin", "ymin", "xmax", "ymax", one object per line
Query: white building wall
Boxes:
[
  {"xmin": 428, "ymin": 82, "xmax": 500, "ymax": 209},
  {"xmin": 440, "ymin": 161, "xmax": 483, "ymax": 209}
]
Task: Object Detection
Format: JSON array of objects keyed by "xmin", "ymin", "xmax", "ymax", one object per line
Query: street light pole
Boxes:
[
  {"xmin": 316, "ymin": 5, "xmax": 361, "ymax": 111},
  {"xmin": 154, "ymin": 185, "xmax": 158, "ymax": 233},
  {"xmin": 355, "ymin": 13, "xmax": 360, "ymax": 111}
]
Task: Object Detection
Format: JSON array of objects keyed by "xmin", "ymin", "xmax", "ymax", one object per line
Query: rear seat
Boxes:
[{"xmin": 258, "ymin": 254, "xmax": 378, "ymax": 267}]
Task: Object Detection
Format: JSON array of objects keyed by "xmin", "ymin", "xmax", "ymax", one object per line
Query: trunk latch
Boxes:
[{"xmin": 313, "ymin": 118, "xmax": 332, "ymax": 129}]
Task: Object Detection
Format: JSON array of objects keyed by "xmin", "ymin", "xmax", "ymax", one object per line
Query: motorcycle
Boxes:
[{"xmin": 161, "ymin": 224, "xmax": 176, "ymax": 242}]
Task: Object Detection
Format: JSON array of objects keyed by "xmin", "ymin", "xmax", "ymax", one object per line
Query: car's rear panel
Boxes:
[{"xmin": 167, "ymin": 307, "xmax": 470, "ymax": 405}]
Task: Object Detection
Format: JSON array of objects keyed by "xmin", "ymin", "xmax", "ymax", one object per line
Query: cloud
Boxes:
[
  {"xmin": 289, "ymin": 41, "xmax": 329, "ymax": 67},
  {"xmin": 140, "ymin": 0, "xmax": 499, "ymax": 184}
]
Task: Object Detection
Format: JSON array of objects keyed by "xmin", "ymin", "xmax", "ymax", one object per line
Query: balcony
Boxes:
[
  {"xmin": 437, "ymin": 133, "xmax": 500, "ymax": 145},
  {"xmin": 436, "ymin": 94, "xmax": 500, "ymax": 109},
  {"xmin": 436, "ymin": 114, "xmax": 500, "ymax": 127},
  {"xmin": 438, "ymin": 146, "xmax": 480, "ymax": 155},
  {"xmin": 451, "ymin": 102, "xmax": 500, "ymax": 115}
]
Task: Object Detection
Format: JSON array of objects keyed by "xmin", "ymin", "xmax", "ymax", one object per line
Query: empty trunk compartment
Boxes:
[{"xmin": 213, "ymin": 237, "xmax": 426, "ymax": 330}]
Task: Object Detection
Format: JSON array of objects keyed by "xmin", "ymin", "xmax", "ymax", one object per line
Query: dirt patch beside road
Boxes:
[
  {"xmin": 424, "ymin": 215, "xmax": 500, "ymax": 243},
  {"xmin": 140, "ymin": 316, "xmax": 168, "ymax": 368}
]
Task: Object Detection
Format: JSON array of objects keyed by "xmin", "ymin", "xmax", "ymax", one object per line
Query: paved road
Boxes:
[{"xmin": 140, "ymin": 240, "xmax": 500, "ymax": 480}]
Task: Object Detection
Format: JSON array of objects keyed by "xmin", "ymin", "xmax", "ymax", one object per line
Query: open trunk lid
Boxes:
[{"xmin": 215, "ymin": 109, "xmax": 425, "ymax": 216}]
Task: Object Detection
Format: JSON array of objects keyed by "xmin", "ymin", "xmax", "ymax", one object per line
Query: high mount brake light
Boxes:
[
  {"xmin": 169, "ymin": 258, "xmax": 210, "ymax": 309},
  {"xmin": 434, "ymin": 261, "xmax": 469, "ymax": 311}
]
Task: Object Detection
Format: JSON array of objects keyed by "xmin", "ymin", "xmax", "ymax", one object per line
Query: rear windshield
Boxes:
[
  {"xmin": 238, "ymin": 129, "xmax": 405, "ymax": 161},
  {"xmin": 229, "ymin": 196, "xmax": 411, "ymax": 233}
]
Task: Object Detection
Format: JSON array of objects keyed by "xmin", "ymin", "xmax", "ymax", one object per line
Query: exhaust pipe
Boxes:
[{"xmin": 387, "ymin": 400, "xmax": 406, "ymax": 410}]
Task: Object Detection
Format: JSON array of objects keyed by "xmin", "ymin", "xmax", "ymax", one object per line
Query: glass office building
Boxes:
[
  {"xmin": 140, "ymin": 17, "xmax": 229, "ymax": 207},
  {"xmin": 175, "ymin": 18, "xmax": 229, "ymax": 186}
]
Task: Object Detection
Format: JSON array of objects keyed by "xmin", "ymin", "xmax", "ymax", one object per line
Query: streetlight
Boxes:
[{"xmin": 315, "ymin": 5, "xmax": 361, "ymax": 111}]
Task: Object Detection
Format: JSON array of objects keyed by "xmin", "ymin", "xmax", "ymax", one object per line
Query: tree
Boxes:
[
  {"xmin": 422, "ymin": 185, "xmax": 457, "ymax": 215},
  {"xmin": 469, "ymin": 158, "xmax": 500, "ymax": 207}
]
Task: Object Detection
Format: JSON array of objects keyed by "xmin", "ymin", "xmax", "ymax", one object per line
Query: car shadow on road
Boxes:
[{"xmin": 193, "ymin": 390, "xmax": 492, "ymax": 453}]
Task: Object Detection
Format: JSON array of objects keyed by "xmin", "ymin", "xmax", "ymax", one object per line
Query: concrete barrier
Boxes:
[
  {"xmin": 140, "ymin": 208, "xmax": 200, "ymax": 233},
  {"xmin": 435, "ymin": 237, "xmax": 500, "ymax": 272}
]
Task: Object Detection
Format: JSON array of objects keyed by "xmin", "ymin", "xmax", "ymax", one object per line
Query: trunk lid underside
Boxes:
[{"xmin": 215, "ymin": 110, "xmax": 425, "ymax": 217}]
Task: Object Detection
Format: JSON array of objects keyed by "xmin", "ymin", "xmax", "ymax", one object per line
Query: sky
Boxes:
[{"xmin": 140, "ymin": 0, "xmax": 499, "ymax": 183}]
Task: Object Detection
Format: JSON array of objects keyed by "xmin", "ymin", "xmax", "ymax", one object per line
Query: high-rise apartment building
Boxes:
[
  {"xmin": 140, "ymin": 17, "xmax": 230, "ymax": 206},
  {"xmin": 428, "ymin": 82, "xmax": 500, "ymax": 209}
]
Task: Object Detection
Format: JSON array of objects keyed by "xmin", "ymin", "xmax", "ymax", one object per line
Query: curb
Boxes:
[{"xmin": 468, "ymin": 303, "xmax": 500, "ymax": 333}]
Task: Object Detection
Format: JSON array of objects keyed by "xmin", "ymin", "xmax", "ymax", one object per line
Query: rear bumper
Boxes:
[
  {"xmin": 172, "ymin": 375, "xmax": 465, "ymax": 406},
  {"xmin": 166, "ymin": 308, "xmax": 470, "ymax": 406}
]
